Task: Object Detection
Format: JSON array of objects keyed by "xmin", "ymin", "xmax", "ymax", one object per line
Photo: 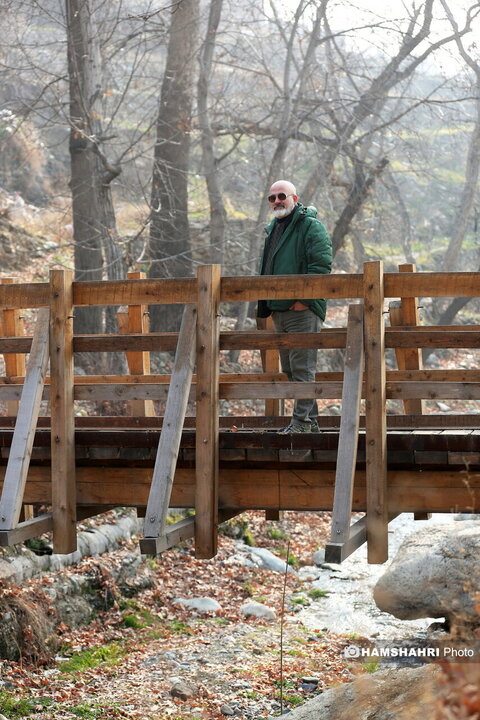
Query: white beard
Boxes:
[{"xmin": 272, "ymin": 206, "xmax": 291, "ymax": 218}]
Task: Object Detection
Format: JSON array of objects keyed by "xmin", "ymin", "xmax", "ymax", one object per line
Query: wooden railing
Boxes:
[{"xmin": 0, "ymin": 262, "xmax": 478, "ymax": 562}]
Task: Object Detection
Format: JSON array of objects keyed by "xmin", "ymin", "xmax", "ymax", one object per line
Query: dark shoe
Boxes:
[
  {"xmin": 310, "ymin": 420, "xmax": 320, "ymax": 432},
  {"xmin": 277, "ymin": 423, "xmax": 312, "ymax": 434}
]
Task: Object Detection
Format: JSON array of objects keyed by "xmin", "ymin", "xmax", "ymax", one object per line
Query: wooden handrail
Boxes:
[{"xmin": 0, "ymin": 268, "xmax": 479, "ymax": 309}]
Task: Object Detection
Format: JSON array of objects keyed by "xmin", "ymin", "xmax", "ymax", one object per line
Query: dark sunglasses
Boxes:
[{"xmin": 267, "ymin": 192, "xmax": 293, "ymax": 203}]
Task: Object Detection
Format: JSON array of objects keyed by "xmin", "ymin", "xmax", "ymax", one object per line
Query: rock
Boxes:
[
  {"xmin": 298, "ymin": 565, "xmax": 321, "ymax": 581},
  {"xmin": 220, "ymin": 705, "xmax": 236, "ymax": 716},
  {"xmin": 240, "ymin": 601, "xmax": 276, "ymax": 621},
  {"xmin": 312, "ymin": 549, "xmax": 325, "ymax": 566},
  {"xmin": 224, "ymin": 552, "xmax": 263, "ymax": 568},
  {"xmin": 280, "ymin": 664, "xmax": 440, "ymax": 719},
  {"xmin": 374, "ymin": 520, "xmax": 480, "ymax": 624},
  {"xmin": 240, "ymin": 546, "xmax": 295, "ymax": 574},
  {"xmin": 173, "ymin": 597, "xmax": 222, "ymax": 613},
  {"xmin": 170, "ymin": 681, "xmax": 197, "ymax": 700},
  {"xmin": 320, "ymin": 562, "xmax": 343, "ymax": 572},
  {"xmin": 0, "ymin": 511, "xmax": 144, "ymax": 587}
]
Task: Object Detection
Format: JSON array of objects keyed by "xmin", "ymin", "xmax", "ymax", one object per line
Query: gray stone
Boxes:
[
  {"xmin": 312, "ymin": 549, "xmax": 325, "ymax": 566},
  {"xmin": 374, "ymin": 520, "xmax": 480, "ymax": 624},
  {"xmin": 241, "ymin": 546, "xmax": 295, "ymax": 574},
  {"xmin": 240, "ymin": 601, "xmax": 276, "ymax": 621},
  {"xmin": 221, "ymin": 705, "xmax": 236, "ymax": 716},
  {"xmin": 280, "ymin": 664, "xmax": 440, "ymax": 719},
  {"xmin": 320, "ymin": 562, "xmax": 343, "ymax": 572},
  {"xmin": 173, "ymin": 597, "xmax": 222, "ymax": 613},
  {"xmin": 224, "ymin": 552, "xmax": 263, "ymax": 568},
  {"xmin": 170, "ymin": 681, "xmax": 197, "ymax": 700}
]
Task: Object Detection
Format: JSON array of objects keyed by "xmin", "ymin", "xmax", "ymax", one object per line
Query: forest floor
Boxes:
[{"xmin": 0, "ymin": 511, "xmax": 365, "ymax": 720}]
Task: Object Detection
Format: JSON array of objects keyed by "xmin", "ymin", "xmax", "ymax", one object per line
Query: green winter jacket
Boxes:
[{"xmin": 257, "ymin": 203, "xmax": 332, "ymax": 321}]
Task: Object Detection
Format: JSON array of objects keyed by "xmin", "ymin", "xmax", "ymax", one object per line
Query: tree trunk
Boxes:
[
  {"xmin": 442, "ymin": 76, "xmax": 480, "ymax": 270},
  {"xmin": 66, "ymin": 0, "xmax": 126, "ymax": 376},
  {"xmin": 331, "ymin": 156, "xmax": 389, "ymax": 256},
  {"xmin": 197, "ymin": 0, "xmax": 227, "ymax": 266},
  {"xmin": 66, "ymin": 0, "xmax": 104, "ymax": 341},
  {"xmin": 149, "ymin": 0, "xmax": 200, "ymax": 331}
]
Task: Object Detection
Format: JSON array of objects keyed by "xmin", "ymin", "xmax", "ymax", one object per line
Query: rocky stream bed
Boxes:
[{"xmin": 0, "ymin": 510, "xmax": 477, "ymax": 719}]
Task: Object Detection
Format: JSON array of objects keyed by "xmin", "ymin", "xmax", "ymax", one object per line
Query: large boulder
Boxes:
[
  {"xmin": 278, "ymin": 665, "xmax": 440, "ymax": 720},
  {"xmin": 373, "ymin": 520, "xmax": 480, "ymax": 624}
]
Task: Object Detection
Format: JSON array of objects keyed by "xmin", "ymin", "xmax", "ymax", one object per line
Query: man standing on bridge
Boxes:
[{"xmin": 257, "ymin": 180, "xmax": 332, "ymax": 433}]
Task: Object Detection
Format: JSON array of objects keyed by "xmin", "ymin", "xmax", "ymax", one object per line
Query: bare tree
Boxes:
[
  {"xmin": 66, "ymin": 0, "xmax": 105, "ymax": 337},
  {"xmin": 149, "ymin": 0, "xmax": 200, "ymax": 331},
  {"xmin": 197, "ymin": 0, "xmax": 227, "ymax": 265},
  {"xmin": 440, "ymin": 0, "xmax": 480, "ymax": 272}
]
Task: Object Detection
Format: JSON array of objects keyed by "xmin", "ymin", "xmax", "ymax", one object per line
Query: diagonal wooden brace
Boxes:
[
  {"xmin": 143, "ymin": 304, "xmax": 197, "ymax": 542},
  {"xmin": 325, "ymin": 304, "xmax": 364, "ymax": 563},
  {"xmin": 0, "ymin": 307, "xmax": 50, "ymax": 531}
]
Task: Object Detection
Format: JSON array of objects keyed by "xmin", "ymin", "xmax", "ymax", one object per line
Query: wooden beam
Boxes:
[
  {"xmin": 4, "ymin": 368, "xmax": 480, "ymax": 387},
  {"xmin": 10, "ymin": 466, "xmax": 480, "ymax": 515},
  {"xmin": 0, "ymin": 283, "xmax": 49, "ymax": 309},
  {"xmin": 140, "ymin": 509, "xmax": 241, "ymax": 555},
  {"xmin": 384, "ymin": 272, "xmax": 480, "ymax": 299},
  {"xmin": 50, "ymin": 269, "xmax": 77, "ymax": 554},
  {"xmin": 0, "ymin": 271, "xmax": 478, "ymax": 310},
  {"xmin": 0, "ymin": 307, "xmax": 50, "ymax": 530},
  {"xmin": 195, "ymin": 265, "xmax": 221, "ymax": 558},
  {"xmin": 1, "ymin": 326, "xmax": 477, "ymax": 356},
  {"xmin": 363, "ymin": 261, "xmax": 388, "ymax": 563},
  {"xmin": 327, "ymin": 304, "xmax": 364, "ymax": 548},
  {"xmin": 0, "ymin": 513, "xmax": 53, "ymax": 547},
  {"xmin": 325, "ymin": 512, "xmax": 400, "ymax": 564},
  {"xmin": 140, "ymin": 517, "xmax": 195, "ymax": 555},
  {"xmin": 72, "ymin": 278, "xmax": 197, "ymax": 307},
  {"xmin": 221, "ymin": 274, "xmax": 364, "ymax": 302},
  {"xmin": 325, "ymin": 515, "xmax": 367, "ymax": 564},
  {"xmin": 143, "ymin": 305, "xmax": 196, "ymax": 540},
  {"xmin": 0, "ymin": 378, "xmax": 477, "ymax": 403}
]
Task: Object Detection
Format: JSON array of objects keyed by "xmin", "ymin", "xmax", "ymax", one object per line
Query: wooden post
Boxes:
[
  {"xmin": 259, "ymin": 316, "xmax": 283, "ymax": 522},
  {"xmin": 389, "ymin": 264, "xmax": 430, "ymax": 521},
  {"xmin": 363, "ymin": 261, "xmax": 388, "ymax": 563},
  {"xmin": 195, "ymin": 265, "xmax": 221, "ymax": 558},
  {"xmin": 389, "ymin": 264, "xmax": 423, "ymax": 415},
  {"xmin": 118, "ymin": 271, "xmax": 155, "ymax": 417},
  {"xmin": 0, "ymin": 307, "xmax": 50, "ymax": 529},
  {"xmin": 263, "ymin": 316, "xmax": 281, "ymax": 417},
  {"xmin": 325, "ymin": 304, "xmax": 364, "ymax": 561},
  {"xmin": 50, "ymin": 269, "xmax": 77, "ymax": 554},
  {"xmin": 141, "ymin": 305, "xmax": 196, "ymax": 553}
]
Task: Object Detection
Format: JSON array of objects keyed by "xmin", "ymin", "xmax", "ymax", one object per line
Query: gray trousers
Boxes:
[{"xmin": 272, "ymin": 309, "xmax": 322, "ymax": 426}]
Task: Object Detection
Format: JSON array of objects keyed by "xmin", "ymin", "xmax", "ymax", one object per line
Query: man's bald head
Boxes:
[{"xmin": 268, "ymin": 180, "xmax": 298, "ymax": 218}]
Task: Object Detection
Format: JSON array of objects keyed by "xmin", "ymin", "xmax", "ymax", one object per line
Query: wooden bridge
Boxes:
[{"xmin": 0, "ymin": 262, "xmax": 478, "ymax": 564}]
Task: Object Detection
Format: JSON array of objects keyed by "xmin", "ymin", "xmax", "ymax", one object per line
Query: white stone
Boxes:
[
  {"xmin": 241, "ymin": 546, "xmax": 295, "ymax": 574},
  {"xmin": 374, "ymin": 520, "xmax": 480, "ymax": 623},
  {"xmin": 173, "ymin": 597, "xmax": 222, "ymax": 613},
  {"xmin": 240, "ymin": 601, "xmax": 276, "ymax": 621},
  {"xmin": 298, "ymin": 565, "xmax": 321, "ymax": 581}
]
